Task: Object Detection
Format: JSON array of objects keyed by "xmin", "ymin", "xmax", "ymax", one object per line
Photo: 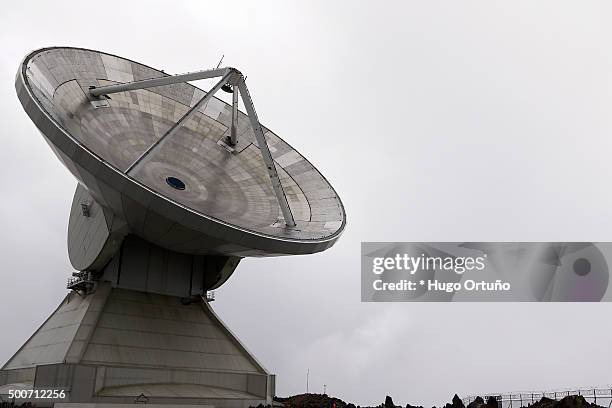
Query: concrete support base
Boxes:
[{"xmin": 0, "ymin": 283, "xmax": 274, "ymax": 407}]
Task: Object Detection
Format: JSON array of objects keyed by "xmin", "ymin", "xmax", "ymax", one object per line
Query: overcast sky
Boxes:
[{"xmin": 1, "ymin": 1, "xmax": 612, "ymax": 406}]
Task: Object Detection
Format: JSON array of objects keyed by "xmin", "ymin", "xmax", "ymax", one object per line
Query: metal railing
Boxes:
[
  {"xmin": 66, "ymin": 271, "xmax": 95, "ymax": 294},
  {"xmin": 463, "ymin": 387, "xmax": 612, "ymax": 408},
  {"xmin": 66, "ymin": 271, "xmax": 89, "ymax": 288}
]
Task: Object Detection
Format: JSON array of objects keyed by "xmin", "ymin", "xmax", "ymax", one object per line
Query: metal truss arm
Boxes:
[
  {"xmin": 126, "ymin": 71, "xmax": 233, "ymax": 176},
  {"xmin": 90, "ymin": 65, "xmax": 295, "ymax": 227},
  {"xmin": 237, "ymin": 79, "xmax": 296, "ymax": 227},
  {"xmin": 89, "ymin": 67, "xmax": 229, "ymax": 97},
  {"xmin": 229, "ymin": 87, "xmax": 239, "ymax": 146}
]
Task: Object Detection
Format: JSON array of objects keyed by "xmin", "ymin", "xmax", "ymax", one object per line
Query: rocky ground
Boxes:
[
  {"xmin": 0, "ymin": 393, "xmax": 601, "ymax": 408},
  {"xmin": 267, "ymin": 393, "xmax": 605, "ymax": 408}
]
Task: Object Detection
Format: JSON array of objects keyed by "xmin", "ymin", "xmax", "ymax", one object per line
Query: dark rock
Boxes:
[
  {"xmin": 272, "ymin": 393, "xmax": 347, "ymax": 408},
  {"xmin": 557, "ymin": 395, "xmax": 591, "ymax": 408},
  {"xmin": 530, "ymin": 397, "xmax": 563, "ymax": 408},
  {"xmin": 453, "ymin": 394, "xmax": 466, "ymax": 408},
  {"xmin": 467, "ymin": 396, "xmax": 485, "ymax": 408},
  {"xmin": 385, "ymin": 395, "xmax": 395, "ymax": 407},
  {"xmin": 485, "ymin": 396, "xmax": 499, "ymax": 408},
  {"xmin": 525, "ymin": 394, "xmax": 605, "ymax": 408}
]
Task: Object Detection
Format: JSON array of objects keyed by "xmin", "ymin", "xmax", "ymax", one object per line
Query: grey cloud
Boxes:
[{"xmin": 1, "ymin": 1, "xmax": 612, "ymax": 407}]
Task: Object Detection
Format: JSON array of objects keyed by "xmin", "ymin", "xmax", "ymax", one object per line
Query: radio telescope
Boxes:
[{"xmin": 1, "ymin": 47, "xmax": 345, "ymax": 406}]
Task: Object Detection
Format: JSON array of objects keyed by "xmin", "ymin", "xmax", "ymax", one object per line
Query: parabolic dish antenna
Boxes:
[
  {"xmin": 2, "ymin": 47, "xmax": 346, "ymax": 406},
  {"xmin": 16, "ymin": 47, "xmax": 345, "ymax": 264}
]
